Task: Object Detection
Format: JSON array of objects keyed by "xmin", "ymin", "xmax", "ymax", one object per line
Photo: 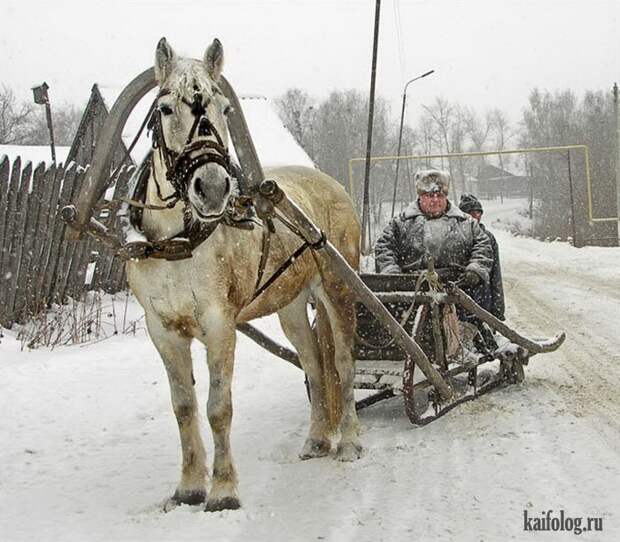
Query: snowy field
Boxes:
[{"xmin": 1, "ymin": 200, "xmax": 619, "ymax": 541}]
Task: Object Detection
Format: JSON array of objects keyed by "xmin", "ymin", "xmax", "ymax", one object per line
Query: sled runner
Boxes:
[{"xmin": 354, "ymin": 266, "xmax": 564, "ymax": 424}]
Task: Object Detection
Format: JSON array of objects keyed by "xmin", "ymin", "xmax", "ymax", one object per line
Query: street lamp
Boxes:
[
  {"xmin": 390, "ymin": 70, "xmax": 434, "ymax": 217},
  {"xmin": 31, "ymin": 82, "xmax": 56, "ymax": 164}
]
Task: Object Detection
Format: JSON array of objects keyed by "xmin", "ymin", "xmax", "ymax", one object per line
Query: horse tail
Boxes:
[{"xmin": 314, "ymin": 299, "xmax": 342, "ymax": 433}]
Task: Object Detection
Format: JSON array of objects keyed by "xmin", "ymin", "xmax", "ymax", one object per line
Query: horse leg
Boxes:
[
  {"xmin": 315, "ymin": 282, "xmax": 362, "ymax": 462},
  {"xmin": 196, "ymin": 308, "xmax": 240, "ymax": 512},
  {"xmin": 145, "ymin": 312, "xmax": 207, "ymax": 506},
  {"xmin": 277, "ymin": 290, "xmax": 332, "ymax": 459}
]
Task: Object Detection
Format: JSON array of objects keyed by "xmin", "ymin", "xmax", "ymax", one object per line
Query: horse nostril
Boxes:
[
  {"xmin": 198, "ymin": 118, "xmax": 211, "ymax": 137},
  {"xmin": 194, "ymin": 177, "xmax": 207, "ymax": 199}
]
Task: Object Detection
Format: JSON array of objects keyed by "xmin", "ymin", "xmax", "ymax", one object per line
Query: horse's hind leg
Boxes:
[
  {"xmin": 145, "ymin": 312, "xmax": 207, "ymax": 506},
  {"xmin": 315, "ymin": 282, "xmax": 362, "ymax": 462},
  {"xmin": 278, "ymin": 290, "xmax": 332, "ymax": 458}
]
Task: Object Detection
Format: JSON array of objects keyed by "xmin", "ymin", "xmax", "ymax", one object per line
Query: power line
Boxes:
[{"xmin": 393, "ymin": 0, "xmax": 407, "ymax": 89}]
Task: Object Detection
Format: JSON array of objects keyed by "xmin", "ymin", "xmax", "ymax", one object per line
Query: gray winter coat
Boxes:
[
  {"xmin": 375, "ymin": 200, "xmax": 493, "ymax": 283},
  {"xmin": 471, "ymin": 224, "xmax": 505, "ymax": 320}
]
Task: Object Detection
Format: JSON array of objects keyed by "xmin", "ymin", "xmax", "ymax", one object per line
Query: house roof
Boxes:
[
  {"xmin": 235, "ymin": 95, "xmax": 314, "ymax": 168},
  {"xmin": 477, "ymin": 163, "xmax": 515, "ymax": 180},
  {"xmin": 0, "ymin": 144, "xmax": 71, "ymax": 168},
  {"xmin": 94, "ymin": 86, "xmax": 313, "ymax": 168}
]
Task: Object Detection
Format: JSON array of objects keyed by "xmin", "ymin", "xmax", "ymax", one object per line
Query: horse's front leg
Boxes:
[
  {"xmin": 198, "ymin": 308, "xmax": 240, "ymax": 512},
  {"xmin": 145, "ymin": 312, "xmax": 207, "ymax": 507}
]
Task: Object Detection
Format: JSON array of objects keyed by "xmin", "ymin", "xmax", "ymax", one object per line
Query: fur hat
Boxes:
[
  {"xmin": 415, "ymin": 169, "xmax": 450, "ymax": 195},
  {"xmin": 459, "ymin": 193, "xmax": 483, "ymax": 214}
]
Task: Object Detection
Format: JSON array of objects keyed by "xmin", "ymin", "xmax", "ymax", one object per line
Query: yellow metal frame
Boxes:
[{"xmin": 348, "ymin": 145, "xmax": 618, "ymax": 224}]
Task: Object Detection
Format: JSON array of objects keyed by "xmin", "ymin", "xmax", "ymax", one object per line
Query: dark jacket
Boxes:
[
  {"xmin": 374, "ymin": 200, "xmax": 493, "ymax": 284},
  {"xmin": 471, "ymin": 224, "xmax": 505, "ymax": 320}
]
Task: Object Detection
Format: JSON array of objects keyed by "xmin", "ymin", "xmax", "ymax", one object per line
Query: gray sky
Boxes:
[{"xmin": 1, "ymin": 0, "xmax": 618, "ymax": 127}]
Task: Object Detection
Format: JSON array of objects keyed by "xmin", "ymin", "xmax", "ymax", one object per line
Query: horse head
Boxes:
[
  {"xmin": 153, "ymin": 38, "xmax": 236, "ymax": 222},
  {"xmin": 66, "ymin": 38, "xmax": 265, "ymax": 238}
]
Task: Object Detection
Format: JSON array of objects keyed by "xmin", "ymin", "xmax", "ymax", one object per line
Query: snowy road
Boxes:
[{"xmin": 1, "ymin": 226, "xmax": 619, "ymax": 541}]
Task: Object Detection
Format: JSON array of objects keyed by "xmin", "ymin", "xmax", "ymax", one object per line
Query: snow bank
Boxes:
[{"xmin": 0, "ymin": 144, "xmax": 71, "ymax": 168}]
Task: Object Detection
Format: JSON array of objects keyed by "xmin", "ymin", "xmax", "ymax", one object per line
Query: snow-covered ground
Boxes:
[{"xmin": 1, "ymin": 200, "xmax": 619, "ymax": 541}]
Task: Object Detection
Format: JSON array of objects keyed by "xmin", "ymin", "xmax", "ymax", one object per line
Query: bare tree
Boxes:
[
  {"xmin": 421, "ymin": 97, "xmax": 468, "ymax": 196},
  {"xmin": 274, "ymin": 88, "xmax": 315, "ymax": 148},
  {"xmin": 521, "ymin": 89, "xmax": 580, "ymax": 240},
  {"xmin": 0, "ymin": 84, "xmax": 34, "ymax": 144},
  {"xmin": 464, "ymin": 108, "xmax": 493, "ymax": 152},
  {"xmin": 23, "ymin": 103, "xmax": 83, "ymax": 146},
  {"xmin": 488, "ymin": 108, "xmax": 515, "ymax": 201},
  {"xmin": 463, "ymin": 108, "xmax": 493, "ymax": 192},
  {"xmin": 418, "ymin": 114, "xmax": 437, "ymax": 166}
]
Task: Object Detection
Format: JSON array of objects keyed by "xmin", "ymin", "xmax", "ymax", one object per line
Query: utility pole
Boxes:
[
  {"xmin": 614, "ymin": 83, "xmax": 620, "ymax": 243},
  {"xmin": 360, "ymin": 0, "xmax": 381, "ymax": 254},
  {"xmin": 32, "ymin": 82, "xmax": 56, "ymax": 164}
]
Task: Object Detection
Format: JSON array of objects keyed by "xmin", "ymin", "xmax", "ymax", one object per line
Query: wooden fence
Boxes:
[{"xmin": 0, "ymin": 156, "xmax": 133, "ymax": 328}]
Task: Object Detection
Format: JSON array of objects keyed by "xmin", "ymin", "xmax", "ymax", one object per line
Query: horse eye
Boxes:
[
  {"xmin": 159, "ymin": 104, "xmax": 173, "ymax": 116},
  {"xmin": 223, "ymin": 105, "xmax": 232, "ymax": 116}
]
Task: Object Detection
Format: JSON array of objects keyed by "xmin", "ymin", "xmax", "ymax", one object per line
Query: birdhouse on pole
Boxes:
[
  {"xmin": 31, "ymin": 82, "xmax": 56, "ymax": 163},
  {"xmin": 32, "ymin": 82, "xmax": 50, "ymax": 105}
]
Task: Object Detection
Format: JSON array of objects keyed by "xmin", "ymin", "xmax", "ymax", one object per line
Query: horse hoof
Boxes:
[
  {"xmin": 205, "ymin": 496, "xmax": 241, "ymax": 512},
  {"xmin": 173, "ymin": 489, "xmax": 207, "ymax": 506},
  {"xmin": 299, "ymin": 438, "xmax": 330, "ymax": 460},
  {"xmin": 335, "ymin": 442, "xmax": 363, "ymax": 462},
  {"xmin": 163, "ymin": 489, "xmax": 207, "ymax": 511}
]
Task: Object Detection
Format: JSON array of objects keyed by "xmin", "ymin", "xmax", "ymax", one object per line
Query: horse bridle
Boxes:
[{"xmin": 148, "ymin": 87, "xmax": 240, "ymax": 207}]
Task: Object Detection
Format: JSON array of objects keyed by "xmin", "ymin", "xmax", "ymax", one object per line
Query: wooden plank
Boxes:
[
  {"xmin": 4, "ymin": 162, "xmax": 33, "ymax": 324},
  {"xmin": 33, "ymin": 165, "xmax": 64, "ymax": 312},
  {"xmin": 110, "ymin": 264, "xmax": 127, "ymax": 294},
  {"xmin": 42, "ymin": 164, "xmax": 77, "ymax": 305},
  {"xmin": 66, "ymin": 235, "xmax": 94, "ymax": 299},
  {"xmin": 0, "ymin": 156, "xmax": 11, "ymax": 326},
  {"xmin": 64, "ymin": 165, "xmax": 95, "ymax": 300},
  {"xmin": 89, "ymin": 166, "xmax": 118, "ymax": 291},
  {"xmin": 15, "ymin": 163, "xmax": 47, "ymax": 321},
  {"xmin": 108, "ymin": 166, "xmax": 134, "ymax": 292},
  {"xmin": 102, "ymin": 166, "xmax": 133, "ymax": 292},
  {"xmin": 52, "ymin": 166, "xmax": 80, "ymax": 304},
  {"xmin": 25, "ymin": 164, "xmax": 58, "ymax": 315},
  {"xmin": 0, "ymin": 156, "xmax": 9, "ymax": 260},
  {"xmin": 56, "ymin": 168, "xmax": 86, "ymax": 302},
  {"xmin": 55, "ymin": 237, "xmax": 80, "ymax": 304}
]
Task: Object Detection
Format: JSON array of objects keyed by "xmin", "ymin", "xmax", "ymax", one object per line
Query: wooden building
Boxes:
[{"xmin": 66, "ymin": 84, "xmax": 130, "ymax": 171}]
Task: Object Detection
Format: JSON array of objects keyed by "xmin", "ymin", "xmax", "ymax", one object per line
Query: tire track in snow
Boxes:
[{"xmin": 503, "ymin": 259, "xmax": 620, "ymax": 446}]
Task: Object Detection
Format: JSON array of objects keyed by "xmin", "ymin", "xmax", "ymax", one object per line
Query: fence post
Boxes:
[
  {"xmin": 5, "ymin": 162, "xmax": 33, "ymax": 325},
  {"xmin": 43, "ymin": 164, "xmax": 77, "ymax": 305}
]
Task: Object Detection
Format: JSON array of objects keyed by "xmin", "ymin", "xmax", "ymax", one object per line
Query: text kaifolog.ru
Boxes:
[{"xmin": 523, "ymin": 509, "xmax": 603, "ymax": 535}]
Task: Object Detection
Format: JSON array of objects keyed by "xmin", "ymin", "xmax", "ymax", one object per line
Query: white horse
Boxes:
[{"xmin": 123, "ymin": 38, "xmax": 361, "ymax": 511}]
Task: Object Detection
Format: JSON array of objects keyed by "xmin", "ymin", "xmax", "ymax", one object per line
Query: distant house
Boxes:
[
  {"xmin": 475, "ymin": 163, "xmax": 530, "ymax": 198},
  {"xmin": 67, "ymin": 85, "xmax": 313, "ymax": 172}
]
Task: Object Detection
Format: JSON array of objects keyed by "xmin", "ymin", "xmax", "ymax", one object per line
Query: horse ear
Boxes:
[
  {"xmin": 155, "ymin": 37, "xmax": 176, "ymax": 82},
  {"xmin": 205, "ymin": 39, "xmax": 224, "ymax": 81}
]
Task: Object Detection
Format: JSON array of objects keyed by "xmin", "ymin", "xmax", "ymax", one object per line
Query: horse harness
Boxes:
[
  {"xmin": 109, "ymin": 87, "xmax": 313, "ymax": 301},
  {"xmin": 112, "ymin": 87, "xmax": 256, "ymax": 261}
]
